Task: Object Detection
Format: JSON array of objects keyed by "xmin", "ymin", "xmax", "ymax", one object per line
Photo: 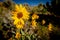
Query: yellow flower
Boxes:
[
  {"xmin": 42, "ymin": 20, "xmax": 46, "ymax": 25},
  {"xmin": 12, "ymin": 4, "xmax": 29, "ymax": 29},
  {"xmin": 48, "ymin": 23, "xmax": 52, "ymax": 31},
  {"xmin": 15, "ymin": 32, "xmax": 21, "ymax": 39},
  {"xmin": 12, "ymin": 4, "xmax": 29, "ymax": 20},
  {"xmin": 31, "ymin": 20, "xmax": 37, "ymax": 28},
  {"xmin": 32, "ymin": 14, "xmax": 39, "ymax": 20},
  {"xmin": 14, "ymin": 19, "xmax": 24, "ymax": 29}
]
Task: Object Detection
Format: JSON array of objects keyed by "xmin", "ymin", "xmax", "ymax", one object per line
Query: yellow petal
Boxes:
[
  {"xmin": 14, "ymin": 19, "xmax": 19, "ymax": 25},
  {"xmin": 19, "ymin": 4, "xmax": 23, "ymax": 10},
  {"xmin": 20, "ymin": 19, "xmax": 24, "ymax": 25},
  {"xmin": 16, "ymin": 24, "xmax": 23, "ymax": 29},
  {"xmin": 15, "ymin": 4, "xmax": 20, "ymax": 11}
]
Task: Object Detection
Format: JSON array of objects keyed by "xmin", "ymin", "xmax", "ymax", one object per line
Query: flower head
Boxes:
[
  {"xmin": 12, "ymin": 4, "xmax": 29, "ymax": 20},
  {"xmin": 48, "ymin": 23, "xmax": 52, "ymax": 31},
  {"xmin": 32, "ymin": 13, "xmax": 39, "ymax": 20},
  {"xmin": 42, "ymin": 20, "xmax": 46, "ymax": 25},
  {"xmin": 12, "ymin": 4, "xmax": 29, "ymax": 29},
  {"xmin": 31, "ymin": 20, "xmax": 37, "ymax": 28},
  {"xmin": 14, "ymin": 19, "xmax": 24, "ymax": 29},
  {"xmin": 15, "ymin": 32, "xmax": 21, "ymax": 39}
]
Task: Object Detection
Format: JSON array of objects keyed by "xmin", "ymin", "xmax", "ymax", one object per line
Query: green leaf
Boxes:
[
  {"xmin": 21, "ymin": 29, "xmax": 25, "ymax": 35},
  {"xmin": 26, "ymin": 36, "xmax": 31, "ymax": 40}
]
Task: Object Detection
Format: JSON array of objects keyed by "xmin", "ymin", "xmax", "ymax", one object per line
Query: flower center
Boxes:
[{"xmin": 17, "ymin": 12, "xmax": 23, "ymax": 19}]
